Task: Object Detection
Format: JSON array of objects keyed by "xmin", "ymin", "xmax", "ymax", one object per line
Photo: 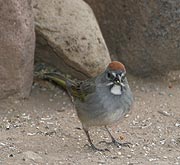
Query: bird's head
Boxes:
[{"xmin": 105, "ymin": 61, "xmax": 127, "ymax": 95}]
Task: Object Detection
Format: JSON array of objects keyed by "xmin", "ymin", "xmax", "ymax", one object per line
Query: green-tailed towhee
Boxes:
[{"xmin": 43, "ymin": 61, "xmax": 133, "ymax": 151}]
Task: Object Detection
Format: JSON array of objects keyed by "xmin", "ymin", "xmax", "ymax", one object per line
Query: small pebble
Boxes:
[
  {"xmin": 49, "ymin": 98, "xmax": 53, "ymax": 102},
  {"xmin": 140, "ymin": 87, "xmax": 145, "ymax": 92},
  {"xmin": 9, "ymin": 154, "xmax": 14, "ymax": 157},
  {"xmin": 175, "ymin": 123, "xmax": 180, "ymax": 127},
  {"xmin": 117, "ymin": 152, "xmax": 121, "ymax": 155},
  {"xmin": 168, "ymin": 84, "xmax": 172, "ymax": 88},
  {"xmin": 163, "ymin": 156, "xmax": 167, "ymax": 159},
  {"xmin": 160, "ymin": 139, "xmax": 166, "ymax": 145},
  {"xmin": 159, "ymin": 91, "xmax": 165, "ymax": 95},
  {"xmin": 41, "ymin": 87, "xmax": 47, "ymax": 91},
  {"xmin": 149, "ymin": 158, "xmax": 157, "ymax": 162}
]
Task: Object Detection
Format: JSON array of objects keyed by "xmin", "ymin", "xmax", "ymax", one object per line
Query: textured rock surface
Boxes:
[
  {"xmin": 85, "ymin": 0, "xmax": 180, "ymax": 76},
  {"xmin": 0, "ymin": 0, "xmax": 35, "ymax": 99},
  {"xmin": 33, "ymin": 0, "xmax": 111, "ymax": 79}
]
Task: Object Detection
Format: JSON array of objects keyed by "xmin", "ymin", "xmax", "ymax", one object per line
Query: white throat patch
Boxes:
[{"xmin": 110, "ymin": 84, "xmax": 122, "ymax": 95}]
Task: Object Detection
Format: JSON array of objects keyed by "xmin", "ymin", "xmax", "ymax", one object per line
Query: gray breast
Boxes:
[{"xmin": 75, "ymin": 82, "xmax": 133, "ymax": 128}]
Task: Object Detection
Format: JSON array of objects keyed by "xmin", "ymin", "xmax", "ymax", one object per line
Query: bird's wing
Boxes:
[
  {"xmin": 67, "ymin": 78, "xmax": 96, "ymax": 102},
  {"xmin": 43, "ymin": 72, "xmax": 96, "ymax": 102}
]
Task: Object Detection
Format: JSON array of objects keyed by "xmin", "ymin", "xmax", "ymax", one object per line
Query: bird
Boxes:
[{"xmin": 42, "ymin": 61, "xmax": 133, "ymax": 151}]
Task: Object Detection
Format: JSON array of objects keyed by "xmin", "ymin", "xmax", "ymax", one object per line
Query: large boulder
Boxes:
[
  {"xmin": 0, "ymin": 0, "xmax": 35, "ymax": 99},
  {"xmin": 85, "ymin": 0, "xmax": 180, "ymax": 76},
  {"xmin": 33, "ymin": 0, "xmax": 111, "ymax": 79}
]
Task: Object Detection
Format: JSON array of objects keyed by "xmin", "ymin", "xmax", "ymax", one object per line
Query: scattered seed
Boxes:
[
  {"xmin": 149, "ymin": 158, "xmax": 157, "ymax": 162},
  {"xmin": 158, "ymin": 111, "xmax": 171, "ymax": 116},
  {"xmin": 119, "ymin": 135, "xmax": 124, "ymax": 140},
  {"xmin": 27, "ymin": 133, "xmax": 37, "ymax": 136}
]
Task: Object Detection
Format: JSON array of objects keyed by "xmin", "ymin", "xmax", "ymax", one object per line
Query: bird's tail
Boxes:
[
  {"xmin": 42, "ymin": 72, "xmax": 77, "ymax": 103},
  {"xmin": 34, "ymin": 63, "xmax": 68, "ymax": 89},
  {"xmin": 35, "ymin": 65, "xmax": 77, "ymax": 98},
  {"xmin": 43, "ymin": 72, "xmax": 67, "ymax": 89}
]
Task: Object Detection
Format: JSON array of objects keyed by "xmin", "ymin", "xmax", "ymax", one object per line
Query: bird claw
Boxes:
[
  {"xmin": 84, "ymin": 144, "xmax": 110, "ymax": 152},
  {"xmin": 112, "ymin": 140, "xmax": 132, "ymax": 148},
  {"xmin": 98, "ymin": 140, "xmax": 112, "ymax": 145},
  {"xmin": 98, "ymin": 140, "xmax": 132, "ymax": 148}
]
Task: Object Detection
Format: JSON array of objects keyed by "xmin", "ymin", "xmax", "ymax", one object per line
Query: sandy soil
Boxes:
[{"xmin": 0, "ymin": 72, "xmax": 180, "ymax": 165}]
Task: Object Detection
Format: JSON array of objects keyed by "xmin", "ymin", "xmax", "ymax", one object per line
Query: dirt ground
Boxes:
[{"xmin": 0, "ymin": 72, "xmax": 180, "ymax": 165}]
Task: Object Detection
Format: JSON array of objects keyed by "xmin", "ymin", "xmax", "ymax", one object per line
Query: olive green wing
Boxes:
[
  {"xmin": 67, "ymin": 78, "xmax": 96, "ymax": 102},
  {"xmin": 43, "ymin": 72, "xmax": 96, "ymax": 102}
]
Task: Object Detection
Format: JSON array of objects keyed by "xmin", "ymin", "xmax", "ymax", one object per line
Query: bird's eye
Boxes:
[
  {"xmin": 107, "ymin": 72, "xmax": 111, "ymax": 79},
  {"xmin": 121, "ymin": 75, "xmax": 126, "ymax": 82},
  {"xmin": 106, "ymin": 71, "xmax": 114, "ymax": 80}
]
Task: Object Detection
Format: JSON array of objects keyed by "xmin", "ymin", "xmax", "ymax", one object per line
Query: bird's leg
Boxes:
[
  {"xmin": 105, "ymin": 126, "xmax": 132, "ymax": 148},
  {"xmin": 83, "ymin": 128, "xmax": 108, "ymax": 152}
]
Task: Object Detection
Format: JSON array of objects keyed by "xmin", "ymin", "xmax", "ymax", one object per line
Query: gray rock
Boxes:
[
  {"xmin": 33, "ymin": 0, "xmax": 111, "ymax": 79},
  {"xmin": 0, "ymin": 0, "xmax": 35, "ymax": 99},
  {"xmin": 85, "ymin": 0, "xmax": 180, "ymax": 77}
]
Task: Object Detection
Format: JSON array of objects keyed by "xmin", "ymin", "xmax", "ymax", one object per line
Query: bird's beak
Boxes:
[
  {"xmin": 118, "ymin": 75, "xmax": 125, "ymax": 87},
  {"xmin": 106, "ymin": 72, "xmax": 126, "ymax": 87}
]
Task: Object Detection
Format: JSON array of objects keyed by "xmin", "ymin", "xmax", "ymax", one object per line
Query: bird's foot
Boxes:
[
  {"xmin": 99, "ymin": 140, "xmax": 132, "ymax": 148},
  {"xmin": 91, "ymin": 145, "xmax": 110, "ymax": 152},
  {"xmin": 112, "ymin": 139, "xmax": 132, "ymax": 148},
  {"xmin": 98, "ymin": 140, "xmax": 112, "ymax": 145},
  {"xmin": 84, "ymin": 144, "xmax": 110, "ymax": 152}
]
